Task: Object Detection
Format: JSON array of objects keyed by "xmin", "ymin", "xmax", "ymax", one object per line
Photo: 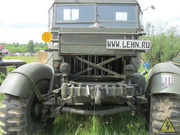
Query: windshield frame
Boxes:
[{"xmin": 50, "ymin": 3, "xmax": 139, "ymax": 28}]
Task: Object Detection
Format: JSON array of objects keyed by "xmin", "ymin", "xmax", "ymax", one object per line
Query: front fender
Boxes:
[
  {"xmin": 145, "ymin": 63, "xmax": 180, "ymax": 98},
  {"xmin": 0, "ymin": 63, "xmax": 54, "ymax": 98}
]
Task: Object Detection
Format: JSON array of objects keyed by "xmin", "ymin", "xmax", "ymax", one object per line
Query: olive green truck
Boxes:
[{"xmin": 0, "ymin": 0, "xmax": 180, "ymax": 134}]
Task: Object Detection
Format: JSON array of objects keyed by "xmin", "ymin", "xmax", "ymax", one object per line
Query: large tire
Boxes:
[
  {"xmin": 0, "ymin": 94, "xmax": 54, "ymax": 135},
  {"xmin": 149, "ymin": 94, "xmax": 180, "ymax": 135}
]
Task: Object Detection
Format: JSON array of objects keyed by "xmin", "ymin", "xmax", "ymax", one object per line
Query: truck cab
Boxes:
[{"xmin": 48, "ymin": 0, "xmax": 148, "ymax": 82}]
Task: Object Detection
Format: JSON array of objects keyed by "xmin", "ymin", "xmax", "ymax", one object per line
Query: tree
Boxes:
[
  {"xmin": 27, "ymin": 40, "xmax": 35, "ymax": 53},
  {"xmin": 143, "ymin": 23, "xmax": 180, "ymax": 67},
  {"xmin": 34, "ymin": 46, "xmax": 41, "ymax": 52},
  {"xmin": 4, "ymin": 41, "xmax": 47, "ymax": 53}
]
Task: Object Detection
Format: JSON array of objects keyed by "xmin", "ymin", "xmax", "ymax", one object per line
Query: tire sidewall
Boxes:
[{"xmin": 26, "ymin": 92, "xmax": 42, "ymax": 134}]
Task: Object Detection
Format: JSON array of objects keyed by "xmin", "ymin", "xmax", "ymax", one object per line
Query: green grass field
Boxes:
[
  {"xmin": 4, "ymin": 56, "xmax": 38, "ymax": 63},
  {"xmin": 0, "ymin": 56, "xmax": 149, "ymax": 135}
]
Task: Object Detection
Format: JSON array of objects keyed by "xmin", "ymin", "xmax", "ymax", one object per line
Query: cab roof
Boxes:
[{"xmin": 54, "ymin": 0, "xmax": 139, "ymax": 4}]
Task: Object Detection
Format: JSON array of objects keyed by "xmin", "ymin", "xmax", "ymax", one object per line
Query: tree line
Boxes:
[
  {"xmin": 4, "ymin": 40, "xmax": 48, "ymax": 53},
  {"xmin": 143, "ymin": 23, "xmax": 180, "ymax": 67}
]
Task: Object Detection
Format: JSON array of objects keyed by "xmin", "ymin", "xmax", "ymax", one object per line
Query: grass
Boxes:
[
  {"xmin": 3, "ymin": 56, "xmax": 38, "ymax": 63},
  {"xmin": 36, "ymin": 113, "xmax": 148, "ymax": 135},
  {"xmin": 0, "ymin": 56, "xmax": 149, "ymax": 135}
]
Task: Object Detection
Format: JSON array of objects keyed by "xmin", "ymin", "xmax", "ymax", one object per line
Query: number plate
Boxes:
[{"xmin": 106, "ymin": 39, "xmax": 151, "ymax": 50}]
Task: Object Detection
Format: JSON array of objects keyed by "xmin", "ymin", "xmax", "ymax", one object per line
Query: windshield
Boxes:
[
  {"xmin": 97, "ymin": 5, "xmax": 136, "ymax": 21},
  {"xmin": 53, "ymin": 4, "xmax": 137, "ymax": 27},
  {"xmin": 56, "ymin": 5, "xmax": 95, "ymax": 22}
]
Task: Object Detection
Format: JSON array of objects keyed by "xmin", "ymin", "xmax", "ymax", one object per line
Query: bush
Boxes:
[{"xmin": 142, "ymin": 23, "xmax": 180, "ymax": 67}]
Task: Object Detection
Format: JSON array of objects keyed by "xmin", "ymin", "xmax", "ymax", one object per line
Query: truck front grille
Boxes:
[{"xmin": 70, "ymin": 55, "xmax": 123, "ymax": 77}]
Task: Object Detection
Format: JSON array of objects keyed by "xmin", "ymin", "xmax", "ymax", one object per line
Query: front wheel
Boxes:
[
  {"xmin": 0, "ymin": 94, "xmax": 54, "ymax": 135},
  {"xmin": 149, "ymin": 94, "xmax": 180, "ymax": 135}
]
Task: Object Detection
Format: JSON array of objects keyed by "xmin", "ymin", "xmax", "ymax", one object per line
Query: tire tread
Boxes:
[
  {"xmin": 149, "ymin": 94, "xmax": 180, "ymax": 135},
  {"xmin": 0, "ymin": 95, "xmax": 26, "ymax": 135}
]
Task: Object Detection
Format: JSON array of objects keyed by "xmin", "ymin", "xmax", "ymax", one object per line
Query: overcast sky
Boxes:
[{"xmin": 0, "ymin": 0, "xmax": 180, "ymax": 44}]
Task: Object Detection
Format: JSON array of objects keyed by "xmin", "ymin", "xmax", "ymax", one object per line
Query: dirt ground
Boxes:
[{"xmin": 38, "ymin": 51, "xmax": 48, "ymax": 64}]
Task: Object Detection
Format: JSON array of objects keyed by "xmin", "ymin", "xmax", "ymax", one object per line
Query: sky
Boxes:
[
  {"xmin": 0, "ymin": 0, "xmax": 180, "ymax": 44},
  {"xmin": 138, "ymin": 0, "xmax": 180, "ymax": 26}
]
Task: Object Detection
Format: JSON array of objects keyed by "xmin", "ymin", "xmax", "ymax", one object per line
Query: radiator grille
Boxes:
[
  {"xmin": 70, "ymin": 55, "xmax": 123, "ymax": 76},
  {"xmin": 69, "ymin": 35, "xmax": 137, "ymax": 79}
]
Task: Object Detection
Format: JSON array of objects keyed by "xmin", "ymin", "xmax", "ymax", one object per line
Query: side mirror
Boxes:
[
  {"xmin": 151, "ymin": 5, "xmax": 155, "ymax": 10},
  {"xmin": 142, "ymin": 5, "xmax": 155, "ymax": 12}
]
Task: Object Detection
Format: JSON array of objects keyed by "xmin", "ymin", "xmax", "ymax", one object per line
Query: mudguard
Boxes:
[
  {"xmin": 145, "ymin": 63, "xmax": 180, "ymax": 98},
  {"xmin": 0, "ymin": 63, "xmax": 54, "ymax": 99}
]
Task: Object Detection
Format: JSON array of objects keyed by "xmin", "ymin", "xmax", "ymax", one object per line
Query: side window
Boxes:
[
  {"xmin": 48, "ymin": 7, "xmax": 53, "ymax": 27},
  {"xmin": 139, "ymin": 12, "xmax": 143, "ymax": 27}
]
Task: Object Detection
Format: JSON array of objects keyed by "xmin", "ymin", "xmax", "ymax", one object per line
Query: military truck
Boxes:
[{"xmin": 0, "ymin": 0, "xmax": 180, "ymax": 134}]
